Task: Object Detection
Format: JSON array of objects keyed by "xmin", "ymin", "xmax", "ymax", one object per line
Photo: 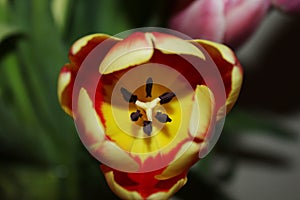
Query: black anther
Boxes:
[
  {"xmin": 120, "ymin": 87, "xmax": 138, "ymax": 103},
  {"xmin": 159, "ymin": 92, "xmax": 176, "ymax": 104},
  {"xmin": 143, "ymin": 121, "xmax": 152, "ymax": 136},
  {"xmin": 130, "ymin": 110, "xmax": 142, "ymax": 121},
  {"xmin": 155, "ymin": 112, "xmax": 172, "ymax": 123},
  {"xmin": 146, "ymin": 77, "xmax": 153, "ymax": 98}
]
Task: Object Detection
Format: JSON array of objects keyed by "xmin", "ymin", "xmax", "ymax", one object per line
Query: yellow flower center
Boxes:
[{"xmin": 101, "ymin": 63, "xmax": 194, "ymax": 155}]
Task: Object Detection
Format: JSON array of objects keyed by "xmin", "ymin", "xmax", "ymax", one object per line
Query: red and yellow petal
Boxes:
[
  {"xmin": 99, "ymin": 32, "xmax": 154, "ymax": 74},
  {"xmin": 69, "ymin": 33, "xmax": 120, "ymax": 69},
  {"xmin": 151, "ymin": 32, "xmax": 205, "ymax": 59},
  {"xmin": 156, "ymin": 85, "xmax": 215, "ymax": 180},
  {"xmin": 192, "ymin": 39, "xmax": 243, "ymax": 116},
  {"xmin": 99, "ymin": 32, "xmax": 207, "ymax": 75},
  {"xmin": 101, "ymin": 164, "xmax": 187, "ymax": 200},
  {"xmin": 75, "ymin": 88, "xmax": 140, "ymax": 172},
  {"xmin": 57, "ymin": 63, "xmax": 74, "ymax": 116},
  {"xmin": 57, "ymin": 34, "xmax": 120, "ymax": 115}
]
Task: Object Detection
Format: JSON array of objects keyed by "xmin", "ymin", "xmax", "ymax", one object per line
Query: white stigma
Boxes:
[{"xmin": 135, "ymin": 98, "xmax": 160, "ymax": 121}]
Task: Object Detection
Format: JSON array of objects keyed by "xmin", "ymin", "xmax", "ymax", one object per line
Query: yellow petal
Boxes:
[
  {"xmin": 155, "ymin": 141, "xmax": 199, "ymax": 180},
  {"xmin": 226, "ymin": 65, "xmax": 243, "ymax": 112},
  {"xmin": 192, "ymin": 39, "xmax": 236, "ymax": 64},
  {"xmin": 75, "ymin": 88, "xmax": 139, "ymax": 172},
  {"xmin": 99, "ymin": 32, "xmax": 154, "ymax": 74},
  {"xmin": 99, "ymin": 32, "xmax": 208, "ymax": 75},
  {"xmin": 189, "ymin": 85, "xmax": 215, "ymax": 139},
  {"xmin": 151, "ymin": 32, "xmax": 205, "ymax": 60}
]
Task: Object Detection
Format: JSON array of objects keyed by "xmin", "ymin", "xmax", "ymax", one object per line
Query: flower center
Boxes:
[{"xmin": 120, "ymin": 77, "xmax": 175, "ymax": 136}]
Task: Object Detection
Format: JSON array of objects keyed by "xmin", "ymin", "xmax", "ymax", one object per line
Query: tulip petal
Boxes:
[
  {"xmin": 101, "ymin": 165, "xmax": 143, "ymax": 200},
  {"xmin": 155, "ymin": 140, "xmax": 200, "ymax": 180},
  {"xmin": 57, "ymin": 64, "xmax": 74, "ymax": 116},
  {"xmin": 151, "ymin": 32, "xmax": 205, "ymax": 60},
  {"xmin": 99, "ymin": 32, "xmax": 154, "ymax": 74},
  {"xmin": 99, "ymin": 32, "xmax": 208, "ymax": 75},
  {"xmin": 189, "ymin": 85, "xmax": 215, "ymax": 139},
  {"xmin": 101, "ymin": 165, "xmax": 187, "ymax": 200},
  {"xmin": 75, "ymin": 88, "xmax": 139, "ymax": 172},
  {"xmin": 192, "ymin": 39, "xmax": 243, "ymax": 115},
  {"xmin": 156, "ymin": 85, "xmax": 214, "ymax": 180},
  {"xmin": 69, "ymin": 33, "xmax": 120, "ymax": 68},
  {"xmin": 57, "ymin": 34, "xmax": 120, "ymax": 115}
]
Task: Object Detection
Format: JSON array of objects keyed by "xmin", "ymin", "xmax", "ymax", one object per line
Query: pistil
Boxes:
[{"xmin": 135, "ymin": 98, "xmax": 160, "ymax": 121}]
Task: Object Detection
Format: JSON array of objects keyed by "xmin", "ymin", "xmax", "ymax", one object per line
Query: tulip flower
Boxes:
[
  {"xmin": 57, "ymin": 31, "xmax": 243, "ymax": 199},
  {"xmin": 169, "ymin": 0, "xmax": 271, "ymax": 48},
  {"xmin": 272, "ymin": 0, "xmax": 300, "ymax": 13}
]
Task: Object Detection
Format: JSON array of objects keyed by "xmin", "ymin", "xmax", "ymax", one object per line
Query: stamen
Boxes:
[
  {"xmin": 143, "ymin": 121, "xmax": 152, "ymax": 136},
  {"xmin": 159, "ymin": 92, "xmax": 176, "ymax": 104},
  {"xmin": 120, "ymin": 87, "xmax": 138, "ymax": 103},
  {"xmin": 146, "ymin": 77, "xmax": 153, "ymax": 98},
  {"xmin": 130, "ymin": 110, "xmax": 142, "ymax": 121},
  {"xmin": 155, "ymin": 112, "xmax": 172, "ymax": 123}
]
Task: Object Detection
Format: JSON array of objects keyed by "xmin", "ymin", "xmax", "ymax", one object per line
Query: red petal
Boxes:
[
  {"xmin": 58, "ymin": 34, "xmax": 119, "ymax": 115},
  {"xmin": 101, "ymin": 165, "xmax": 187, "ymax": 199},
  {"xmin": 192, "ymin": 40, "xmax": 243, "ymax": 114}
]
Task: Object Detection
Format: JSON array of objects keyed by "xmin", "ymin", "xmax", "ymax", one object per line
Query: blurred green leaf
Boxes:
[
  {"xmin": 0, "ymin": 24, "xmax": 23, "ymax": 44},
  {"xmin": 51, "ymin": 0, "xmax": 73, "ymax": 36},
  {"xmin": 0, "ymin": 165, "xmax": 61, "ymax": 200}
]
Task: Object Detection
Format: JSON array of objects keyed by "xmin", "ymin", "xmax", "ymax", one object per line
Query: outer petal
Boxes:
[
  {"xmin": 75, "ymin": 88, "xmax": 139, "ymax": 172},
  {"xmin": 69, "ymin": 33, "xmax": 120, "ymax": 69},
  {"xmin": 57, "ymin": 34, "xmax": 119, "ymax": 115},
  {"xmin": 99, "ymin": 32, "xmax": 205, "ymax": 75},
  {"xmin": 151, "ymin": 32, "xmax": 205, "ymax": 59},
  {"xmin": 99, "ymin": 32, "xmax": 154, "ymax": 74},
  {"xmin": 189, "ymin": 85, "xmax": 215, "ymax": 140},
  {"xmin": 157, "ymin": 85, "xmax": 215, "ymax": 180},
  {"xmin": 192, "ymin": 39, "xmax": 243, "ymax": 117},
  {"xmin": 57, "ymin": 64, "xmax": 74, "ymax": 116},
  {"xmin": 101, "ymin": 165, "xmax": 187, "ymax": 200}
]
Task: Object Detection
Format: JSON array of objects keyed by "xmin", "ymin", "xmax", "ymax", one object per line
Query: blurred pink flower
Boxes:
[
  {"xmin": 169, "ymin": 0, "xmax": 271, "ymax": 48},
  {"xmin": 272, "ymin": 0, "xmax": 300, "ymax": 13}
]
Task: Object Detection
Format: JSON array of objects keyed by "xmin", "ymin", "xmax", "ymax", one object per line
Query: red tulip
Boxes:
[{"xmin": 57, "ymin": 31, "xmax": 243, "ymax": 199}]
